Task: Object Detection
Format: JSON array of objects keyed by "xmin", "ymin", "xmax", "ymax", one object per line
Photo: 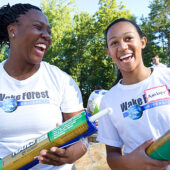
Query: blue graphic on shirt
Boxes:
[
  {"xmin": 125, "ymin": 105, "xmax": 143, "ymax": 120},
  {"xmin": 0, "ymin": 90, "xmax": 50, "ymax": 113},
  {"xmin": 123, "ymin": 99, "xmax": 170, "ymax": 120},
  {"xmin": 0, "ymin": 98, "xmax": 50, "ymax": 113},
  {"xmin": 1, "ymin": 98, "xmax": 18, "ymax": 113}
]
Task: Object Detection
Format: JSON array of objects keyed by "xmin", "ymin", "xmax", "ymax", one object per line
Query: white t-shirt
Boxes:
[
  {"xmin": 152, "ymin": 63, "xmax": 167, "ymax": 68},
  {"xmin": 0, "ymin": 61, "xmax": 83, "ymax": 169},
  {"xmin": 97, "ymin": 67, "xmax": 170, "ymax": 168}
]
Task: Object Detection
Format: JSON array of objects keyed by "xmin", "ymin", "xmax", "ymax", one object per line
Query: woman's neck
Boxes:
[
  {"xmin": 4, "ymin": 59, "xmax": 40, "ymax": 80},
  {"xmin": 121, "ymin": 66, "xmax": 152, "ymax": 85}
]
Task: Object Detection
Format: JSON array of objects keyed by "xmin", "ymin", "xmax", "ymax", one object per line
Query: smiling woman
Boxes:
[
  {"xmin": 97, "ymin": 18, "xmax": 170, "ymax": 170},
  {"xmin": 105, "ymin": 18, "xmax": 149, "ymax": 84},
  {"xmin": 0, "ymin": 3, "xmax": 87, "ymax": 170},
  {"xmin": 7, "ymin": 7, "xmax": 51, "ymax": 74},
  {"xmin": 0, "ymin": 4, "xmax": 52, "ymax": 80}
]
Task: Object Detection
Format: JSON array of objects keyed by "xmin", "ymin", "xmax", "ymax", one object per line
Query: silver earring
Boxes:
[{"xmin": 12, "ymin": 33, "xmax": 15, "ymax": 37}]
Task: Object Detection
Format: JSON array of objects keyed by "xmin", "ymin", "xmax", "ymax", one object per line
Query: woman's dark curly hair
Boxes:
[{"xmin": 0, "ymin": 3, "xmax": 41, "ymax": 46}]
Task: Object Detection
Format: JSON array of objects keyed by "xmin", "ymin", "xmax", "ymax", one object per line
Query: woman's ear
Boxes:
[
  {"xmin": 106, "ymin": 48, "xmax": 111, "ymax": 57},
  {"xmin": 141, "ymin": 36, "xmax": 147, "ymax": 49},
  {"xmin": 7, "ymin": 24, "xmax": 16, "ymax": 39}
]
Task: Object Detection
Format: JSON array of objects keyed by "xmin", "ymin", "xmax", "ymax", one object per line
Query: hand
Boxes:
[
  {"xmin": 38, "ymin": 146, "xmax": 74, "ymax": 166},
  {"xmin": 38, "ymin": 140, "xmax": 87, "ymax": 166},
  {"xmin": 125, "ymin": 139, "xmax": 170, "ymax": 170}
]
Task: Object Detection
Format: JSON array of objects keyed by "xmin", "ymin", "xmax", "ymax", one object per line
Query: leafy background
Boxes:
[{"xmin": 0, "ymin": 0, "xmax": 169, "ymax": 106}]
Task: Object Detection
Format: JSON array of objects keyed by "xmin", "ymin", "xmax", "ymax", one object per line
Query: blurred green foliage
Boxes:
[{"xmin": 0, "ymin": 0, "xmax": 169, "ymax": 106}]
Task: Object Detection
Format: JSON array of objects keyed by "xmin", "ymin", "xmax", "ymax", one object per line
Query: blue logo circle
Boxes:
[
  {"xmin": 2, "ymin": 98, "xmax": 18, "ymax": 113},
  {"xmin": 128, "ymin": 104, "xmax": 143, "ymax": 120}
]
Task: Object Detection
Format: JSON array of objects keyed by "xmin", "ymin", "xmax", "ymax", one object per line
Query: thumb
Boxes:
[{"xmin": 139, "ymin": 139, "xmax": 155, "ymax": 150}]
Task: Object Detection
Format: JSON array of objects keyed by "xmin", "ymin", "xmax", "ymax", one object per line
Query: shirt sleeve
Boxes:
[
  {"xmin": 60, "ymin": 75, "xmax": 83, "ymax": 113},
  {"xmin": 97, "ymin": 99, "xmax": 123, "ymax": 148}
]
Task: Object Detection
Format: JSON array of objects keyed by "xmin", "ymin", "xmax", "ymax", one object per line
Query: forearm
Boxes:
[
  {"xmin": 107, "ymin": 151, "xmax": 131, "ymax": 170},
  {"xmin": 106, "ymin": 139, "xmax": 170, "ymax": 170},
  {"xmin": 67, "ymin": 138, "xmax": 88, "ymax": 163}
]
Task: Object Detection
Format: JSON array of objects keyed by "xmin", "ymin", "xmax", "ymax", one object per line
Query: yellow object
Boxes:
[
  {"xmin": 0, "ymin": 108, "xmax": 112, "ymax": 170},
  {"xmin": 1, "ymin": 111, "xmax": 89, "ymax": 170},
  {"xmin": 146, "ymin": 130, "xmax": 170, "ymax": 160}
]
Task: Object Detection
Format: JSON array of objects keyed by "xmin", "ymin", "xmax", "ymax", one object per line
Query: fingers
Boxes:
[
  {"xmin": 140, "ymin": 139, "xmax": 154, "ymax": 150},
  {"xmin": 168, "ymin": 160, "xmax": 170, "ymax": 165},
  {"xmin": 38, "ymin": 155, "xmax": 65, "ymax": 166},
  {"xmin": 50, "ymin": 147, "xmax": 66, "ymax": 156},
  {"xmin": 140, "ymin": 139, "xmax": 169, "ymax": 168},
  {"xmin": 134, "ymin": 139, "xmax": 154, "ymax": 157},
  {"xmin": 39, "ymin": 147, "xmax": 66, "ymax": 157},
  {"xmin": 150, "ymin": 159, "xmax": 170, "ymax": 169},
  {"xmin": 38, "ymin": 147, "xmax": 67, "ymax": 166}
]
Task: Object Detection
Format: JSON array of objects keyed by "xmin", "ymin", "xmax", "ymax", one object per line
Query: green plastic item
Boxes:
[
  {"xmin": 48, "ymin": 111, "xmax": 87, "ymax": 142},
  {"xmin": 0, "ymin": 158, "xmax": 3, "ymax": 170},
  {"xmin": 149, "ymin": 140, "xmax": 170, "ymax": 160},
  {"xmin": 146, "ymin": 130, "xmax": 170, "ymax": 160},
  {"xmin": 93, "ymin": 105, "xmax": 99, "ymax": 114}
]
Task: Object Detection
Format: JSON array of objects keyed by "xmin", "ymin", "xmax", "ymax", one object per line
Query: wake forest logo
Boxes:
[
  {"xmin": 0, "ymin": 90, "xmax": 50, "ymax": 113},
  {"xmin": 120, "ymin": 94, "xmax": 147, "ymax": 113},
  {"xmin": 120, "ymin": 86, "xmax": 170, "ymax": 113},
  {"xmin": 121, "ymin": 86, "xmax": 170, "ymax": 120},
  {"xmin": 0, "ymin": 90, "xmax": 49, "ymax": 101}
]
